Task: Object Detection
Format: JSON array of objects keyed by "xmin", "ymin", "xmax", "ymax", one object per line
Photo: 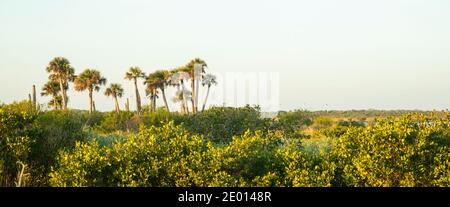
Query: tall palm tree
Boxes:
[
  {"xmin": 180, "ymin": 58, "xmax": 207, "ymax": 114},
  {"xmin": 169, "ymin": 70, "xmax": 191, "ymax": 115},
  {"xmin": 74, "ymin": 69, "xmax": 106, "ymax": 114},
  {"xmin": 147, "ymin": 70, "xmax": 171, "ymax": 112},
  {"xmin": 144, "ymin": 75, "xmax": 159, "ymax": 113},
  {"xmin": 105, "ymin": 83, "xmax": 124, "ymax": 115},
  {"xmin": 45, "ymin": 57, "xmax": 75, "ymax": 110},
  {"xmin": 48, "ymin": 96, "xmax": 64, "ymax": 110},
  {"xmin": 171, "ymin": 90, "xmax": 184, "ymax": 114},
  {"xmin": 201, "ymin": 74, "xmax": 217, "ymax": 112},
  {"xmin": 41, "ymin": 81, "xmax": 62, "ymax": 110},
  {"xmin": 172, "ymin": 89, "xmax": 192, "ymax": 115},
  {"xmin": 125, "ymin": 67, "xmax": 145, "ymax": 114},
  {"xmin": 125, "ymin": 98, "xmax": 130, "ymax": 112}
]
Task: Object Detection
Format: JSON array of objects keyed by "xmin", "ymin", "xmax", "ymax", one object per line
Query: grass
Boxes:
[{"xmin": 86, "ymin": 131, "xmax": 128, "ymax": 147}]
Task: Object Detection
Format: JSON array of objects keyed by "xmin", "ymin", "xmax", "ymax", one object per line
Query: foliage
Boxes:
[
  {"xmin": 0, "ymin": 102, "xmax": 87, "ymax": 186},
  {"xmin": 0, "ymin": 102, "xmax": 38, "ymax": 186},
  {"xmin": 271, "ymin": 110, "xmax": 313, "ymax": 138},
  {"xmin": 2, "ymin": 100, "xmax": 449, "ymax": 187},
  {"xmin": 184, "ymin": 106, "xmax": 271, "ymax": 143},
  {"xmin": 280, "ymin": 146, "xmax": 336, "ymax": 187},
  {"xmin": 49, "ymin": 121, "xmax": 344, "ymax": 187},
  {"xmin": 31, "ymin": 110, "xmax": 87, "ymax": 182},
  {"xmin": 49, "ymin": 122, "xmax": 215, "ymax": 187},
  {"xmin": 96, "ymin": 111, "xmax": 136, "ymax": 133},
  {"xmin": 210, "ymin": 130, "xmax": 285, "ymax": 187},
  {"xmin": 332, "ymin": 113, "xmax": 450, "ymax": 187},
  {"xmin": 312, "ymin": 117, "xmax": 334, "ymax": 129}
]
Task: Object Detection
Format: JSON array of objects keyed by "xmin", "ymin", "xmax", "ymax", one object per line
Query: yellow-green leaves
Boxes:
[
  {"xmin": 48, "ymin": 113, "xmax": 450, "ymax": 187},
  {"xmin": 332, "ymin": 113, "xmax": 450, "ymax": 187}
]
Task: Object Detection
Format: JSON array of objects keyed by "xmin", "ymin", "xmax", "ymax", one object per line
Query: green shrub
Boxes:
[
  {"xmin": 0, "ymin": 101, "xmax": 39, "ymax": 186},
  {"xmin": 29, "ymin": 110, "xmax": 86, "ymax": 184},
  {"xmin": 272, "ymin": 110, "xmax": 313, "ymax": 136},
  {"xmin": 49, "ymin": 141, "xmax": 111, "ymax": 187},
  {"xmin": 49, "ymin": 122, "xmax": 338, "ymax": 187},
  {"xmin": 142, "ymin": 109, "xmax": 183, "ymax": 126},
  {"xmin": 184, "ymin": 106, "xmax": 270, "ymax": 143},
  {"xmin": 86, "ymin": 132, "xmax": 127, "ymax": 147},
  {"xmin": 0, "ymin": 102, "xmax": 88, "ymax": 186},
  {"xmin": 332, "ymin": 113, "xmax": 450, "ymax": 187},
  {"xmin": 312, "ymin": 117, "xmax": 334, "ymax": 129},
  {"xmin": 49, "ymin": 122, "xmax": 216, "ymax": 187},
  {"xmin": 210, "ymin": 130, "xmax": 284, "ymax": 187},
  {"xmin": 280, "ymin": 146, "xmax": 336, "ymax": 187},
  {"xmin": 96, "ymin": 111, "xmax": 136, "ymax": 133},
  {"xmin": 82, "ymin": 111, "xmax": 105, "ymax": 128}
]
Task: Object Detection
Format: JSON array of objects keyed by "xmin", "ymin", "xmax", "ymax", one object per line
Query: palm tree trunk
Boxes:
[
  {"xmin": 113, "ymin": 95, "xmax": 120, "ymax": 115},
  {"xmin": 125, "ymin": 98, "xmax": 130, "ymax": 112},
  {"xmin": 59, "ymin": 78, "xmax": 66, "ymax": 110},
  {"xmin": 181, "ymin": 104, "xmax": 184, "ymax": 114},
  {"xmin": 191, "ymin": 78, "xmax": 196, "ymax": 114},
  {"xmin": 181, "ymin": 80, "xmax": 189, "ymax": 115},
  {"xmin": 202, "ymin": 85, "xmax": 211, "ymax": 112},
  {"xmin": 32, "ymin": 85, "xmax": 36, "ymax": 110},
  {"xmin": 89, "ymin": 89, "xmax": 93, "ymax": 114},
  {"xmin": 134, "ymin": 78, "xmax": 141, "ymax": 115},
  {"xmin": 195, "ymin": 78, "xmax": 199, "ymax": 112},
  {"xmin": 152, "ymin": 88, "xmax": 157, "ymax": 112},
  {"xmin": 53, "ymin": 97, "xmax": 57, "ymax": 110},
  {"xmin": 161, "ymin": 88, "xmax": 170, "ymax": 112},
  {"xmin": 148, "ymin": 94, "xmax": 153, "ymax": 113},
  {"xmin": 184, "ymin": 100, "xmax": 190, "ymax": 115}
]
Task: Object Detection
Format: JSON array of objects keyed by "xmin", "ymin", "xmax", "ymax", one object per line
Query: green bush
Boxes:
[
  {"xmin": 0, "ymin": 103, "xmax": 38, "ymax": 186},
  {"xmin": 332, "ymin": 113, "xmax": 450, "ymax": 187},
  {"xmin": 96, "ymin": 111, "xmax": 136, "ymax": 133},
  {"xmin": 82, "ymin": 111, "xmax": 105, "ymax": 129},
  {"xmin": 3, "ymin": 101, "xmax": 449, "ymax": 187},
  {"xmin": 272, "ymin": 110, "xmax": 313, "ymax": 136},
  {"xmin": 142, "ymin": 109, "xmax": 183, "ymax": 126},
  {"xmin": 312, "ymin": 117, "xmax": 334, "ymax": 129},
  {"xmin": 280, "ymin": 146, "xmax": 336, "ymax": 187},
  {"xmin": 50, "ymin": 122, "xmax": 283, "ymax": 187},
  {"xmin": 49, "ymin": 122, "xmax": 216, "ymax": 187},
  {"xmin": 210, "ymin": 130, "xmax": 285, "ymax": 187},
  {"xmin": 0, "ymin": 102, "xmax": 87, "ymax": 186},
  {"xmin": 184, "ymin": 106, "xmax": 270, "ymax": 143},
  {"xmin": 49, "ymin": 121, "xmax": 339, "ymax": 187}
]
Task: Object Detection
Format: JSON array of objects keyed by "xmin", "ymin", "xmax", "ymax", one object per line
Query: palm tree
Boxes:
[
  {"xmin": 201, "ymin": 74, "xmax": 217, "ymax": 112},
  {"xmin": 172, "ymin": 89, "xmax": 191, "ymax": 115},
  {"xmin": 41, "ymin": 81, "xmax": 63, "ymax": 110},
  {"xmin": 145, "ymin": 83, "xmax": 158, "ymax": 113},
  {"xmin": 171, "ymin": 90, "xmax": 184, "ymax": 114},
  {"xmin": 125, "ymin": 98, "xmax": 130, "ymax": 112},
  {"xmin": 147, "ymin": 70, "xmax": 171, "ymax": 112},
  {"xmin": 169, "ymin": 70, "xmax": 191, "ymax": 115},
  {"xmin": 144, "ymin": 73, "xmax": 163, "ymax": 112},
  {"xmin": 45, "ymin": 57, "xmax": 75, "ymax": 110},
  {"xmin": 105, "ymin": 83, "xmax": 124, "ymax": 115},
  {"xmin": 74, "ymin": 69, "xmax": 106, "ymax": 114},
  {"xmin": 179, "ymin": 58, "xmax": 207, "ymax": 114},
  {"xmin": 125, "ymin": 67, "xmax": 145, "ymax": 114},
  {"xmin": 48, "ymin": 96, "xmax": 64, "ymax": 110}
]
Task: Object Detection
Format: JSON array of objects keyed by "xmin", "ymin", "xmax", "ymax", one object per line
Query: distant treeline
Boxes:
[{"xmin": 277, "ymin": 109, "xmax": 441, "ymax": 120}]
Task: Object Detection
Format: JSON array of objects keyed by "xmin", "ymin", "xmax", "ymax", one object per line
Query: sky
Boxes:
[{"xmin": 0, "ymin": 0, "xmax": 449, "ymax": 111}]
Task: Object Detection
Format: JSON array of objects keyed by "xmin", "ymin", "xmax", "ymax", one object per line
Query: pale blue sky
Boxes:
[{"xmin": 0, "ymin": 0, "xmax": 449, "ymax": 111}]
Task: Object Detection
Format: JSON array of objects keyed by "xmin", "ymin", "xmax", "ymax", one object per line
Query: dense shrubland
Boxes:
[{"xmin": 1, "ymin": 101, "xmax": 449, "ymax": 187}]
